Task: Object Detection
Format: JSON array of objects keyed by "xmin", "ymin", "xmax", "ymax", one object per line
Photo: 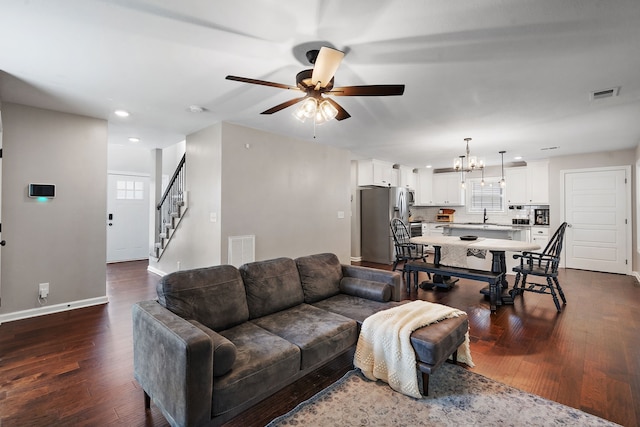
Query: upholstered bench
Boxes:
[{"xmin": 410, "ymin": 314, "xmax": 469, "ymax": 395}]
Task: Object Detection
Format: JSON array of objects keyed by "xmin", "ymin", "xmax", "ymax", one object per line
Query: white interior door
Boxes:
[
  {"xmin": 107, "ymin": 174, "xmax": 150, "ymax": 263},
  {"xmin": 562, "ymin": 167, "xmax": 629, "ymax": 274}
]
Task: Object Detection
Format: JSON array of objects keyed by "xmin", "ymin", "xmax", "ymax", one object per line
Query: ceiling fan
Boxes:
[{"xmin": 225, "ymin": 46, "xmax": 405, "ymax": 123}]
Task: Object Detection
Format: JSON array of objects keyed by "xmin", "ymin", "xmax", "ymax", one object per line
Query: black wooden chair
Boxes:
[
  {"xmin": 510, "ymin": 222, "xmax": 568, "ymax": 312},
  {"xmin": 390, "ymin": 218, "xmax": 427, "ymax": 273}
]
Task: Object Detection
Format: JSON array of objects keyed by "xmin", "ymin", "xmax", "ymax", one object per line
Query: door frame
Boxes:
[{"xmin": 560, "ymin": 165, "xmax": 631, "ymax": 275}]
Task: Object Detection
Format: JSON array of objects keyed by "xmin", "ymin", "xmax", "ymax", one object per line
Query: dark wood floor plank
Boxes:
[{"xmin": 1, "ymin": 260, "xmax": 638, "ymax": 427}]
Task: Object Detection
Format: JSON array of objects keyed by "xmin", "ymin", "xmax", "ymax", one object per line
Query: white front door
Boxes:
[
  {"xmin": 562, "ymin": 166, "xmax": 630, "ymax": 274},
  {"xmin": 107, "ymin": 174, "xmax": 150, "ymax": 263}
]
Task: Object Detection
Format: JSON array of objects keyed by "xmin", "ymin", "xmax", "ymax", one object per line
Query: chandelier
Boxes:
[{"xmin": 454, "ymin": 138, "xmax": 484, "ymax": 188}]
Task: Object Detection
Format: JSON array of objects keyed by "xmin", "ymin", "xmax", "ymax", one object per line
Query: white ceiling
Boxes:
[{"xmin": 1, "ymin": 0, "xmax": 639, "ymax": 169}]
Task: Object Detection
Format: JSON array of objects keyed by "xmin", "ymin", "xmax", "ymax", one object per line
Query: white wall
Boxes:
[
  {"xmin": 107, "ymin": 144, "xmax": 152, "ymax": 174},
  {"xmin": 0, "ymin": 103, "xmax": 107, "ymax": 319},
  {"xmin": 162, "ymin": 140, "xmax": 186, "ymax": 178}
]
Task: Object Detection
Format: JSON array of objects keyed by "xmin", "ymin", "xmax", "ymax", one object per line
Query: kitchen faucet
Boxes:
[{"xmin": 483, "ymin": 208, "xmax": 489, "ymax": 224}]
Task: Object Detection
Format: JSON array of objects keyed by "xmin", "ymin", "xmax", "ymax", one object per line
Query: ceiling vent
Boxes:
[{"xmin": 590, "ymin": 87, "xmax": 620, "ymax": 101}]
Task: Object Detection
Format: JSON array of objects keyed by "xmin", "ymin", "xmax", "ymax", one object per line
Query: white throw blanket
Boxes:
[{"xmin": 354, "ymin": 300, "xmax": 474, "ymax": 398}]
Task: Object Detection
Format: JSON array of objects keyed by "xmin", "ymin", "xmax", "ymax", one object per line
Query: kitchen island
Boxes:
[{"xmin": 441, "ymin": 223, "xmax": 530, "ymax": 241}]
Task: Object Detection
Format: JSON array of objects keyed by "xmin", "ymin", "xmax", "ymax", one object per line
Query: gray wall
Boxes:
[
  {"xmin": 548, "ymin": 148, "xmax": 637, "ymax": 270},
  {"xmin": 0, "ymin": 103, "xmax": 107, "ymax": 316},
  {"xmin": 149, "ymin": 124, "xmax": 223, "ymax": 273},
  {"xmin": 150, "ymin": 121, "xmax": 351, "ymax": 274},
  {"xmin": 220, "ymin": 122, "xmax": 351, "ymax": 263}
]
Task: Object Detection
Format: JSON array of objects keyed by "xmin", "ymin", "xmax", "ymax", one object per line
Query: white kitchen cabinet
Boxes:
[
  {"xmin": 505, "ymin": 167, "xmax": 527, "ymax": 205},
  {"xmin": 357, "ymin": 159, "xmax": 396, "ymax": 187},
  {"xmin": 505, "ymin": 161, "xmax": 549, "ymax": 205},
  {"xmin": 415, "ymin": 168, "xmax": 434, "ymax": 205},
  {"xmin": 397, "ymin": 165, "xmax": 416, "ymax": 189},
  {"xmin": 530, "ymin": 226, "xmax": 549, "ymax": 250},
  {"xmin": 432, "ymin": 172, "xmax": 465, "ymax": 205},
  {"xmin": 526, "ymin": 160, "xmax": 549, "ymax": 204}
]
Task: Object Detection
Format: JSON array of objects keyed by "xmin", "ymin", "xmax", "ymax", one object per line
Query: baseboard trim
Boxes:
[
  {"xmin": 0, "ymin": 296, "xmax": 109, "ymax": 325},
  {"xmin": 147, "ymin": 265, "xmax": 167, "ymax": 277},
  {"xmin": 350, "ymin": 256, "xmax": 363, "ymax": 263},
  {"xmin": 632, "ymin": 271, "xmax": 640, "ymax": 285}
]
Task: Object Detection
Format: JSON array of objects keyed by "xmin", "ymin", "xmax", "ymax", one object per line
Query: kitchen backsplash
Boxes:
[{"xmin": 410, "ymin": 205, "xmax": 539, "ymax": 225}]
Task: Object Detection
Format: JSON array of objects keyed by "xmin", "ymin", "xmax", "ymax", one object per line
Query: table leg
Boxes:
[{"xmin": 487, "ymin": 250, "xmax": 510, "ymax": 309}]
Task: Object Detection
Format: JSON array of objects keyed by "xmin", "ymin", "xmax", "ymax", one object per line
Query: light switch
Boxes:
[
  {"xmin": 210, "ymin": 212, "xmax": 217, "ymax": 223},
  {"xmin": 337, "ymin": 211, "xmax": 345, "ymax": 219}
]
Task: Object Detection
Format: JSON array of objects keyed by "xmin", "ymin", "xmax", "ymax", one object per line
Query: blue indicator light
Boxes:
[{"xmin": 37, "ymin": 197, "xmax": 49, "ymax": 202}]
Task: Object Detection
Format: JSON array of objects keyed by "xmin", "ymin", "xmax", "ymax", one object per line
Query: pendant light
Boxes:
[{"xmin": 499, "ymin": 150, "xmax": 506, "ymax": 188}]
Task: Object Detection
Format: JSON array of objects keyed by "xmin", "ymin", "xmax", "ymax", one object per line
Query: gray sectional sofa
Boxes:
[{"xmin": 132, "ymin": 253, "xmax": 404, "ymax": 427}]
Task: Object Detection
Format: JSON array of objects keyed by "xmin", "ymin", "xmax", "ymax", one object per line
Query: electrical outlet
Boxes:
[{"xmin": 39, "ymin": 283, "xmax": 49, "ymax": 298}]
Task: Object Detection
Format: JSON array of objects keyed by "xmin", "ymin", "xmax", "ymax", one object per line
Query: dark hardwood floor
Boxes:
[{"xmin": 1, "ymin": 260, "xmax": 639, "ymax": 426}]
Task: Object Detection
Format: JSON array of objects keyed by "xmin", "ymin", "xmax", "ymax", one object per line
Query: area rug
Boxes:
[{"xmin": 266, "ymin": 364, "xmax": 620, "ymax": 426}]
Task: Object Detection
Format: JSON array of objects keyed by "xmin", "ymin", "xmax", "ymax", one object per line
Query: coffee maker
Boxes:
[{"xmin": 534, "ymin": 208, "xmax": 550, "ymax": 225}]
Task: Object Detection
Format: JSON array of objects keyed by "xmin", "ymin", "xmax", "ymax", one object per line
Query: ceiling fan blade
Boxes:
[
  {"xmin": 226, "ymin": 75, "xmax": 300, "ymax": 91},
  {"xmin": 311, "ymin": 47, "xmax": 345, "ymax": 89},
  {"xmin": 329, "ymin": 85, "xmax": 405, "ymax": 96},
  {"xmin": 261, "ymin": 96, "xmax": 307, "ymax": 114},
  {"xmin": 324, "ymin": 98, "xmax": 351, "ymax": 121}
]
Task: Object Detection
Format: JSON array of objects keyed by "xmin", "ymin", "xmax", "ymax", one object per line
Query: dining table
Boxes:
[{"xmin": 409, "ymin": 235, "xmax": 541, "ymax": 308}]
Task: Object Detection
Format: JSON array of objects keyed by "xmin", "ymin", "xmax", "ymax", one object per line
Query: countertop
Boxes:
[
  {"xmin": 410, "ymin": 235, "xmax": 541, "ymax": 252},
  {"xmin": 416, "ymin": 221, "xmax": 532, "ymax": 229}
]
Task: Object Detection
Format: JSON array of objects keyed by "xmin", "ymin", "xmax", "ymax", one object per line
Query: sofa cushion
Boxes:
[
  {"xmin": 295, "ymin": 253, "xmax": 343, "ymax": 303},
  {"xmin": 313, "ymin": 294, "xmax": 405, "ymax": 325},
  {"xmin": 188, "ymin": 320, "xmax": 237, "ymax": 377},
  {"xmin": 157, "ymin": 265, "xmax": 249, "ymax": 331},
  {"xmin": 214, "ymin": 322, "xmax": 300, "ymax": 416},
  {"xmin": 240, "ymin": 258, "xmax": 304, "ymax": 319},
  {"xmin": 339, "ymin": 277, "xmax": 392, "ymax": 302},
  {"xmin": 251, "ymin": 304, "xmax": 357, "ymax": 370},
  {"xmin": 410, "ymin": 315, "xmax": 469, "ymax": 366}
]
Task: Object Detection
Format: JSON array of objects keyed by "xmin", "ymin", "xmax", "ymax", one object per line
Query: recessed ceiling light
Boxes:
[
  {"xmin": 425, "ymin": 165, "xmax": 432, "ymax": 168},
  {"xmin": 187, "ymin": 105, "xmax": 206, "ymax": 113},
  {"xmin": 128, "ymin": 137, "xmax": 140, "ymax": 143},
  {"xmin": 514, "ymin": 156, "xmax": 522, "ymax": 160},
  {"xmin": 114, "ymin": 109, "xmax": 130, "ymax": 118}
]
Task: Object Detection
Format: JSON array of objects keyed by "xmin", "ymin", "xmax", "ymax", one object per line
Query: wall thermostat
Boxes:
[{"xmin": 29, "ymin": 183, "xmax": 56, "ymax": 199}]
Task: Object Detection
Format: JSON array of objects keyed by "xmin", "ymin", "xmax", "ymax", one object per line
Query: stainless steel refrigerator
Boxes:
[{"xmin": 361, "ymin": 187, "xmax": 412, "ymax": 264}]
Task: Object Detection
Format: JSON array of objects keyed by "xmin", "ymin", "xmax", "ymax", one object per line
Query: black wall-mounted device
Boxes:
[{"xmin": 28, "ymin": 183, "xmax": 56, "ymax": 199}]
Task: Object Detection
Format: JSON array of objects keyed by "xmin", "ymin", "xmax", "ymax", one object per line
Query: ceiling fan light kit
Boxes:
[{"xmin": 225, "ymin": 46, "xmax": 405, "ymax": 129}]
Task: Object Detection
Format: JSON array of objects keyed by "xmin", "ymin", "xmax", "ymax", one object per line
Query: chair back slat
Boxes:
[
  {"xmin": 390, "ymin": 218, "xmax": 411, "ymax": 246},
  {"xmin": 541, "ymin": 222, "xmax": 568, "ymax": 260}
]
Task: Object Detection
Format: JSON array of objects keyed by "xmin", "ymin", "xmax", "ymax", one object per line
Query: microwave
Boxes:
[{"xmin": 406, "ymin": 190, "xmax": 415, "ymax": 206}]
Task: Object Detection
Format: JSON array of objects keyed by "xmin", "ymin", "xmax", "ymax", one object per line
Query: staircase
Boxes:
[{"xmin": 151, "ymin": 154, "xmax": 187, "ymax": 260}]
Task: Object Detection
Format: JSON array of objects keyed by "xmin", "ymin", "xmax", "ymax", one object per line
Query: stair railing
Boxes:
[{"xmin": 153, "ymin": 154, "xmax": 186, "ymax": 259}]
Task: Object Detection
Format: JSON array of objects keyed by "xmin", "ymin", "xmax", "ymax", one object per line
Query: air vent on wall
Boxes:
[{"xmin": 590, "ymin": 87, "xmax": 620, "ymax": 101}]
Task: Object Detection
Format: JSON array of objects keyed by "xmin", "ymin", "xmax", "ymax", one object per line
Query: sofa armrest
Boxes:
[
  {"xmin": 341, "ymin": 265, "xmax": 403, "ymax": 301},
  {"xmin": 132, "ymin": 300, "xmax": 213, "ymax": 427}
]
